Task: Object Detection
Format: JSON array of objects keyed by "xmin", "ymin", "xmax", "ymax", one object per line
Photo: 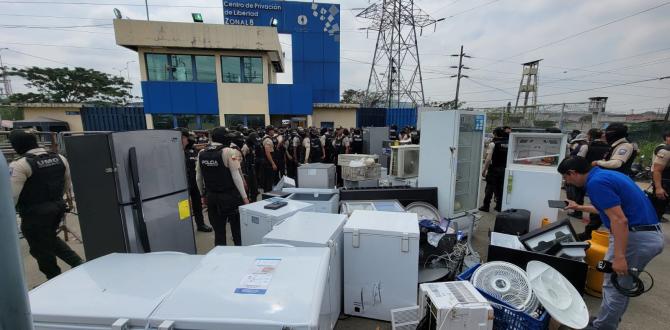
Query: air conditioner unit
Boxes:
[
  {"xmin": 390, "ymin": 145, "xmax": 420, "ymax": 178},
  {"xmin": 418, "ymin": 281, "xmax": 493, "ymax": 330}
]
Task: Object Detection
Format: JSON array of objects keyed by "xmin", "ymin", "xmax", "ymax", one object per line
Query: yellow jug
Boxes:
[
  {"xmin": 585, "ymin": 230, "xmax": 610, "ymax": 297},
  {"xmin": 541, "ymin": 217, "xmax": 552, "ymax": 227}
]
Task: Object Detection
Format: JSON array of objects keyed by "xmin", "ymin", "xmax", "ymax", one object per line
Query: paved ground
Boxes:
[{"xmin": 18, "ymin": 185, "xmax": 670, "ymax": 330}]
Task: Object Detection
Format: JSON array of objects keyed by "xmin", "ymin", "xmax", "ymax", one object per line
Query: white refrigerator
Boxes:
[
  {"xmin": 343, "ymin": 210, "xmax": 419, "ymax": 321},
  {"xmin": 28, "ymin": 252, "xmax": 203, "ymax": 330},
  {"xmin": 148, "ymin": 245, "xmax": 331, "ymax": 330},
  {"xmin": 263, "ymin": 211, "xmax": 348, "ymax": 329},
  {"xmin": 417, "ymin": 108, "xmax": 487, "ymax": 218},
  {"xmin": 239, "ymin": 198, "xmax": 315, "ymax": 246},
  {"xmin": 502, "ymin": 133, "xmax": 567, "ymax": 230}
]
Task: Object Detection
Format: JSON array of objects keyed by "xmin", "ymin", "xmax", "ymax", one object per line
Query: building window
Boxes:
[
  {"xmin": 200, "ymin": 115, "xmax": 220, "ymax": 129},
  {"xmin": 152, "ymin": 114, "xmax": 174, "ymax": 129},
  {"xmin": 225, "ymin": 114, "xmax": 265, "ymax": 128},
  {"xmin": 152, "ymin": 114, "xmax": 219, "ymax": 130},
  {"xmin": 194, "ymin": 56, "xmax": 216, "ymax": 82},
  {"xmin": 170, "ymin": 55, "xmax": 193, "ymax": 81},
  {"xmin": 146, "ymin": 53, "xmax": 216, "ymax": 82},
  {"xmin": 146, "ymin": 54, "xmax": 170, "ymax": 81},
  {"xmin": 221, "ymin": 56, "xmax": 263, "ymax": 84},
  {"xmin": 175, "ymin": 114, "xmax": 198, "ymax": 130},
  {"xmin": 320, "ymin": 122, "xmax": 334, "ymax": 129}
]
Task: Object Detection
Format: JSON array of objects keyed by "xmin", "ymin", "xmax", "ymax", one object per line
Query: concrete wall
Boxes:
[
  {"xmin": 312, "ymin": 104, "xmax": 358, "ymax": 128},
  {"xmin": 21, "ymin": 104, "xmax": 84, "ymax": 131}
]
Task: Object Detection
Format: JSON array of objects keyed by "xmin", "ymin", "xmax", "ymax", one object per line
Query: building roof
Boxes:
[
  {"xmin": 313, "ymin": 103, "xmax": 360, "ymax": 109},
  {"xmin": 113, "ymin": 19, "xmax": 284, "ymax": 72}
]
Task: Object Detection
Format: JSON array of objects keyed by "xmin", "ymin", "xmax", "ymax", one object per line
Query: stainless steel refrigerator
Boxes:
[{"xmin": 64, "ymin": 130, "xmax": 196, "ymax": 260}]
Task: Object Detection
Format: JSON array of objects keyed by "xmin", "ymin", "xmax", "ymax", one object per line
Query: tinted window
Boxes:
[
  {"xmin": 195, "ymin": 56, "xmax": 216, "ymax": 82},
  {"xmin": 221, "ymin": 56, "xmax": 241, "ymax": 83},
  {"xmin": 146, "ymin": 54, "xmax": 169, "ymax": 81}
]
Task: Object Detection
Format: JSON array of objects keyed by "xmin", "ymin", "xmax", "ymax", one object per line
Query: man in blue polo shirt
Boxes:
[{"xmin": 558, "ymin": 156, "xmax": 664, "ymax": 329}]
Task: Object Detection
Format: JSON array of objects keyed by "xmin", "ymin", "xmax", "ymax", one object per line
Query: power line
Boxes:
[
  {"xmin": 0, "ymin": 24, "xmax": 111, "ymax": 29},
  {"xmin": 0, "ymin": 41, "xmax": 122, "ymax": 51},
  {"xmin": 440, "ymin": 0, "xmax": 502, "ymax": 20},
  {"xmin": 0, "ymin": 13, "xmax": 110, "ymax": 21},
  {"xmin": 4, "ymin": 48, "xmax": 75, "ymax": 67},
  {"xmin": 467, "ymin": 77, "xmax": 515, "ymax": 96},
  {"xmin": 0, "ymin": 1, "xmax": 221, "ymax": 8}
]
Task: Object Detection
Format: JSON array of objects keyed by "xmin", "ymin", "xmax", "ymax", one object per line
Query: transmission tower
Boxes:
[
  {"xmin": 0, "ymin": 52, "xmax": 12, "ymax": 100},
  {"xmin": 357, "ymin": 0, "xmax": 440, "ymax": 108}
]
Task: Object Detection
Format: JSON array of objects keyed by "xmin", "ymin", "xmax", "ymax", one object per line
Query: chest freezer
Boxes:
[
  {"xmin": 28, "ymin": 252, "xmax": 203, "ymax": 330},
  {"xmin": 343, "ymin": 210, "xmax": 419, "ymax": 321},
  {"xmin": 298, "ymin": 163, "xmax": 336, "ymax": 188},
  {"xmin": 283, "ymin": 188, "xmax": 340, "ymax": 213},
  {"xmin": 239, "ymin": 198, "xmax": 315, "ymax": 246},
  {"xmin": 263, "ymin": 212, "xmax": 348, "ymax": 329},
  {"xmin": 339, "ymin": 199, "xmax": 405, "ymax": 216},
  {"xmin": 147, "ymin": 245, "xmax": 331, "ymax": 330}
]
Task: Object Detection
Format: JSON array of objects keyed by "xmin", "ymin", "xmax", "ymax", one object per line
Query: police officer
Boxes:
[
  {"xmin": 242, "ymin": 132, "xmax": 259, "ymax": 202},
  {"xmin": 351, "ymin": 128, "xmax": 364, "ymax": 154},
  {"xmin": 560, "ymin": 156, "xmax": 663, "ymax": 330},
  {"xmin": 321, "ymin": 128, "xmax": 334, "ymax": 163},
  {"xmin": 307, "ymin": 128, "xmax": 325, "ymax": 163},
  {"xmin": 285, "ymin": 129, "xmax": 298, "ymax": 179},
  {"xmin": 479, "ymin": 127, "xmax": 509, "ymax": 212},
  {"xmin": 9, "ymin": 129, "xmax": 83, "ymax": 279},
  {"xmin": 577, "ymin": 128, "xmax": 612, "ymax": 240},
  {"xmin": 332, "ymin": 129, "xmax": 350, "ymax": 187},
  {"xmin": 399, "ymin": 127, "xmax": 412, "ymax": 144},
  {"xmin": 410, "ymin": 127, "xmax": 420, "ymax": 144},
  {"xmin": 274, "ymin": 127, "xmax": 286, "ymax": 178},
  {"xmin": 650, "ymin": 131, "xmax": 670, "ymax": 223},
  {"xmin": 261, "ymin": 126, "xmax": 278, "ymax": 192},
  {"xmin": 592, "ymin": 123, "xmax": 638, "ymax": 175},
  {"xmin": 179, "ymin": 128, "xmax": 212, "ymax": 233},
  {"xmin": 389, "ymin": 125, "xmax": 399, "ymax": 141},
  {"xmin": 196, "ymin": 128, "xmax": 249, "ymax": 246},
  {"xmin": 566, "ymin": 133, "xmax": 589, "ymax": 218}
]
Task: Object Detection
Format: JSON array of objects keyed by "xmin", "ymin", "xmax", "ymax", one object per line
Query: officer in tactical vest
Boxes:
[
  {"xmin": 307, "ymin": 128, "xmax": 325, "ymax": 163},
  {"xmin": 479, "ymin": 127, "xmax": 509, "ymax": 212},
  {"xmin": 577, "ymin": 128, "xmax": 613, "ymax": 240},
  {"xmin": 389, "ymin": 125, "xmax": 399, "ymax": 141},
  {"xmin": 650, "ymin": 131, "xmax": 670, "ymax": 223},
  {"xmin": 242, "ymin": 132, "xmax": 259, "ymax": 202},
  {"xmin": 179, "ymin": 128, "xmax": 212, "ymax": 232},
  {"xmin": 285, "ymin": 129, "xmax": 298, "ymax": 180},
  {"xmin": 274, "ymin": 128, "xmax": 286, "ymax": 179},
  {"xmin": 351, "ymin": 128, "xmax": 364, "ymax": 154},
  {"xmin": 196, "ymin": 128, "xmax": 249, "ymax": 246},
  {"xmin": 566, "ymin": 133, "xmax": 589, "ymax": 218},
  {"xmin": 260, "ymin": 126, "xmax": 278, "ymax": 192},
  {"xmin": 592, "ymin": 123, "xmax": 638, "ymax": 175},
  {"xmin": 321, "ymin": 128, "xmax": 334, "ymax": 163},
  {"xmin": 9, "ymin": 129, "xmax": 83, "ymax": 279}
]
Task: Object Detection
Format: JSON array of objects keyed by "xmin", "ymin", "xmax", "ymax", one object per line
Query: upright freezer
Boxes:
[
  {"xmin": 239, "ymin": 198, "xmax": 315, "ymax": 245},
  {"xmin": 502, "ymin": 133, "xmax": 567, "ymax": 230},
  {"xmin": 64, "ymin": 130, "xmax": 196, "ymax": 260},
  {"xmin": 297, "ymin": 163, "xmax": 336, "ymax": 188},
  {"xmin": 148, "ymin": 245, "xmax": 332, "ymax": 330},
  {"xmin": 263, "ymin": 211, "xmax": 348, "ymax": 329},
  {"xmin": 29, "ymin": 252, "xmax": 203, "ymax": 329},
  {"xmin": 418, "ymin": 109, "xmax": 486, "ymax": 218},
  {"xmin": 343, "ymin": 210, "xmax": 419, "ymax": 321}
]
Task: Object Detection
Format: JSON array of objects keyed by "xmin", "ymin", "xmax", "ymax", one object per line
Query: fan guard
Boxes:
[{"xmin": 471, "ymin": 261, "xmax": 534, "ymax": 311}]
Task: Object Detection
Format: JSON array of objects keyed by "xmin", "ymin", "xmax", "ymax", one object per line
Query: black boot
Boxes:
[{"xmin": 197, "ymin": 224, "xmax": 213, "ymax": 232}]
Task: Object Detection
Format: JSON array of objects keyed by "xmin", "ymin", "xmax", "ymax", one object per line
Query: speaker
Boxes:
[{"xmin": 494, "ymin": 209, "xmax": 531, "ymax": 236}]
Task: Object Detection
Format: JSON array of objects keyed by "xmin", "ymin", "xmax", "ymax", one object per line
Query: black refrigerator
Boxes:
[{"xmin": 64, "ymin": 130, "xmax": 197, "ymax": 260}]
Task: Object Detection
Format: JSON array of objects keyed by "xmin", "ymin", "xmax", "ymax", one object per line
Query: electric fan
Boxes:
[{"xmin": 470, "ymin": 261, "xmax": 535, "ymax": 312}]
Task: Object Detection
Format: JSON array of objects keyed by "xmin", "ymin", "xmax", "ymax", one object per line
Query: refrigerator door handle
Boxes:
[{"xmin": 129, "ymin": 147, "xmax": 151, "ymax": 253}]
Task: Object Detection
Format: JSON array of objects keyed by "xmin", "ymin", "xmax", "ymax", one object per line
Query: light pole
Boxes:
[{"xmin": 125, "ymin": 60, "xmax": 136, "ymax": 82}]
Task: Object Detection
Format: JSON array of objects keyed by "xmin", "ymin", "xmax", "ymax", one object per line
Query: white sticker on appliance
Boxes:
[{"xmin": 234, "ymin": 258, "xmax": 281, "ymax": 295}]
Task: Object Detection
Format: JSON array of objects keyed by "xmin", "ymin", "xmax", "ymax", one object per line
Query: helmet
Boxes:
[
  {"xmin": 605, "ymin": 123, "xmax": 628, "ymax": 145},
  {"xmin": 571, "ymin": 133, "xmax": 588, "ymax": 144},
  {"xmin": 211, "ymin": 127, "xmax": 228, "ymax": 144},
  {"xmin": 9, "ymin": 129, "xmax": 38, "ymax": 155},
  {"xmin": 224, "ymin": 130, "xmax": 245, "ymax": 147}
]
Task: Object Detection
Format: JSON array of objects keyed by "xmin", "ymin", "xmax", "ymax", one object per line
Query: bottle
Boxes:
[
  {"xmin": 585, "ymin": 230, "xmax": 610, "ymax": 297},
  {"xmin": 541, "ymin": 217, "xmax": 552, "ymax": 227}
]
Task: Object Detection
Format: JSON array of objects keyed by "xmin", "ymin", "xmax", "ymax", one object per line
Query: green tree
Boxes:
[
  {"xmin": 427, "ymin": 100, "xmax": 465, "ymax": 109},
  {"xmin": 340, "ymin": 89, "xmax": 385, "ymax": 107},
  {"xmin": 7, "ymin": 67, "xmax": 132, "ymax": 104}
]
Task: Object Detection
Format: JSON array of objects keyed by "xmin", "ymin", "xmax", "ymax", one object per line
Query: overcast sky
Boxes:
[{"xmin": 1, "ymin": 0, "xmax": 669, "ymax": 113}]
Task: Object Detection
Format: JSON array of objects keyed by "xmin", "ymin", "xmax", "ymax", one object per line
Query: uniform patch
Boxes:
[
  {"xmin": 659, "ymin": 153, "xmax": 666, "ymax": 159},
  {"xmin": 9, "ymin": 167, "xmax": 13, "ymax": 176},
  {"xmin": 617, "ymin": 148, "xmax": 628, "ymax": 156}
]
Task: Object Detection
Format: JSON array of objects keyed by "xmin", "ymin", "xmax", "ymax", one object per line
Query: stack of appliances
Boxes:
[
  {"xmin": 29, "ymin": 247, "xmax": 334, "ymax": 330},
  {"xmin": 418, "ymin": 109, "xmax": 486, "ymax": 219},
  {"xmin": 343, "ymin": 210, "xmax": 419, "ymax": 321},
  {"xmin": 297, "ymin": 163, "xmax": 336, "ymax": 188},
  {"xmin": 263, "ymin": 212, "xmax": 348, "ymax": 329},
  {"xmin": 239, "ymin": 198, "xmax": 315, "ymax": 245},
  {"xmin": 283, "ymin": 188, "xmax": 339, "ymax": 213},
  {"xmin": 63, "ymin": 130, "xmax": 196, "ymax": 260},
  {"xmin": 502, "ymin": 133, "xmax": 567, "ymax": 230}
]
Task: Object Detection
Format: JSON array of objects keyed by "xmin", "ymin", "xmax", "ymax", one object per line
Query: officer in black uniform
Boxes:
[
  {"xmin": 273, "ymin": 128, "xmax": 286, "ymax": 180},
  {"xmin": 196, "ymin": 128, "xmax": 249, "ymax": 246},
  {"xmin": 321, "ymin": 128, "xmax": 334, "ymax": 164},
  {"xmin": 242, "ymin": 132, "xmax": 259, "ymax": 202},
  {"xmin": 261, "ymin": 126, "xmax": 278, "ymax": 192},
  {"xmin": 389, "ymin": 125, "xmax": 399, "ymax": 141},
  {"xmin": 650, "ymin": 132, "xmax": 670, "ymax": 222},
  {"xmin": 351, "ymin": 128, "xmax": 364, "ymax": 154},
  {"xmin": 178, "ymin": 128, "xmax": 212, "ymax": 232},
  {"xmin": 9, "ymin": 129, "xmax": 83, "ymax": 279},
  {"xmin": 479, "ymin": 127, "xmax": 509, "ymax": 212},
  {"xmin": 309, "ymin": 128, "xmax": 324, "ymax": 163}
]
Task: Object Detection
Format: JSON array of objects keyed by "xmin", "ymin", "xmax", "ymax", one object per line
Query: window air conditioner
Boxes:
[
  {"xmin": 418, "ymin": 281, "xmax": 493, "ymax": 330},
  {"xmin": 390, "ymin": 145, "xmax": 420, "ymax": 178}
]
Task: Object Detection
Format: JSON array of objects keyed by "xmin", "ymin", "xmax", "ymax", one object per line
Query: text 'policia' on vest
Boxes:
[{"xmin": 198, "ymin": 145, "xmax": 236, "ymax": 194}]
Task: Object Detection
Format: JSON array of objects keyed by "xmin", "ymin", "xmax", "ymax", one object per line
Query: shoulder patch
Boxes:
[
  {"xmin": 9, "ymin": 166, "xmax": 13, "ymax": 176},
  {"xmin": 617, "ymin": 148, "xmax": 628, "ymax": 156}
]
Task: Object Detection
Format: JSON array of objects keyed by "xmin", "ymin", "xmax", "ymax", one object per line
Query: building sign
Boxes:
[{"xmin": 223, "ymin": 0, "xmax": 341, "ymax": 105}]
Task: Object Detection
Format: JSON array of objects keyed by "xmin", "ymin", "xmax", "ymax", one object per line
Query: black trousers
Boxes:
[
  {"xmin": 286, "ymin": 160, "xmax": 297, "ymax": 181},
  {"xmin": 245, "ymin": 171, "xmax": 259, "ymax": 202},
  {"xmin": 650, "ymin": 185, "xmax": 669, "ymax": 221},
  {"xmin": 21, "ymin": 207, "xmax": 83, "ymax": 280},
  {"xmin": 565, "ymin": 184, "xmax": 585, "ymax": 214},
  {"xmin": 188, "ymin": 185, "xmax": 206, "ymax": 227},
  {"xmin": 580, "ymin": 213, "xmax": 603, "ymax": 241},
  {"xmin": 482, "ymin": 170, "xmax": 505, "ymax": 211},
  {"xmin": 206, "ymin": 192, "xmax": 242, "ymax": 246},
  {"xmin": 262, "ymin": 165, "xmax": 277, "ymax": 192}
]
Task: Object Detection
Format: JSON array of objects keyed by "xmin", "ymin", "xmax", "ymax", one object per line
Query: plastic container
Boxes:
[
  {"xmin": 342, "ymin": 164, "xmax": 381, "ymax": 181},
  {"xmin": 541, "ymin": 217, "xmax": 552, "ymax": 227},
  {"xmin": 458, "ymin": 264, "xmax": 550, "ymax": 330},
  {"xmin": 585, "ymin": 230, "xmax": 609, "ymax": 297}
]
